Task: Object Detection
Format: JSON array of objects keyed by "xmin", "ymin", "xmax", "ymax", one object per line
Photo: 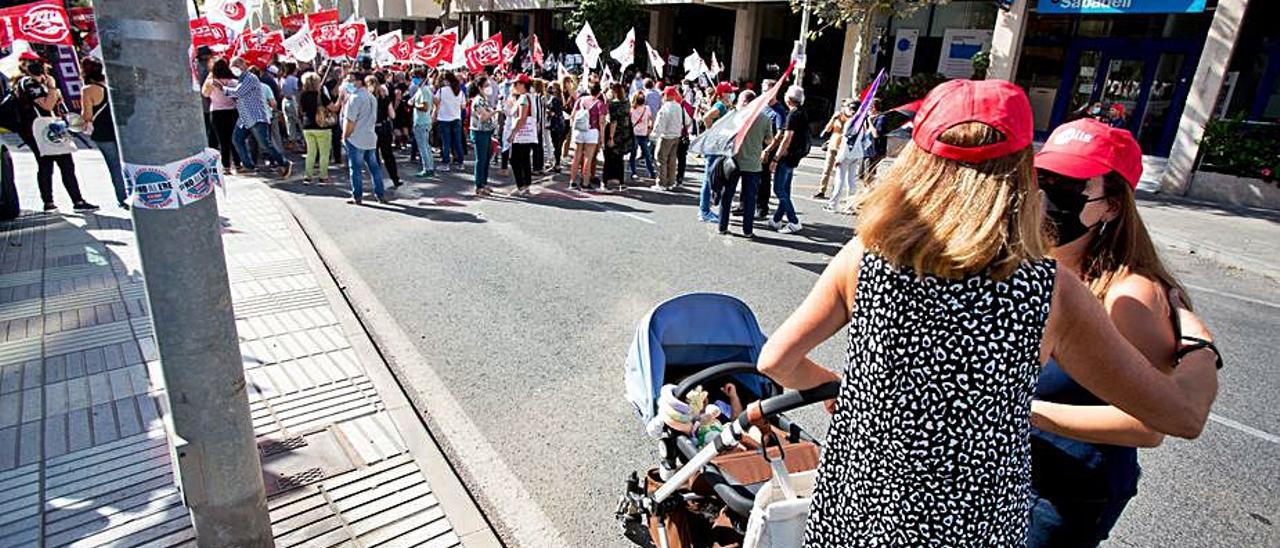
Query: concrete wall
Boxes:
[{"xmin": 988, "ymin": 0, "xmax": 1028, "ymax": 81}]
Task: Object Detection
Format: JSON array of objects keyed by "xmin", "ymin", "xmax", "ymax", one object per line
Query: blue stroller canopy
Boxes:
[{"xmin": 625, "ymin": 293, "xmax": 770, "ymax": 423}]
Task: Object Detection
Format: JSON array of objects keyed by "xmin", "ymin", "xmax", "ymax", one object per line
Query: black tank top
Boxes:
[{"xmin": 88, "ymin": 84, "xmax": 115, "ymax": 142}]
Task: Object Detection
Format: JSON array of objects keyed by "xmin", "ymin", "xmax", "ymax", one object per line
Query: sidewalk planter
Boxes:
[{"xmin": 1187, "ymin": 170, "xmax": 1280, "ymax": 211}]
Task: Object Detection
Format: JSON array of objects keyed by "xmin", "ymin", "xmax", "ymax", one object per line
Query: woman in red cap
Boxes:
[
  {"xmin": 754, "ymin": 79, "xmax": 1221, "ymax": 545},
  {"xmin": 1027, "ymin": 118, "xmax": 1218, "ymax": 546}
]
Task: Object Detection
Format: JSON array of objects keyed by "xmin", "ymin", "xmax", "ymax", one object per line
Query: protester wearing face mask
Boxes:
[{"xmin": 1028, "ymin": 118, "xmax": 1220, "ymax": 547}]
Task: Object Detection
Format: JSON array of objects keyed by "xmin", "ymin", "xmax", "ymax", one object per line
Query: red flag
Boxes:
[
  {"xmin": 0, "ymin": 0, "xmax": 74, "ymax": 46},
  {"xmin": 314, "ymin": 20, "xmax": 364, "ymax": 59},
  {"xmin": 415, "ymin": 32, "xmax": 456, "ymax": 68},
  {"xmin": 280, "ymin": 13, "xmax": 305, "ymax": 33},
  {"xmin": 235, "ymin": 28, "xmax": 281, "ymax": 69},
  {"xmin": 464, "ymin": 32, "xmax": 502, "ymax": 72},
  {"xmin": 501, "ymin": 40, "xmax": 518, "ymax": 66},
  {"xmin": 68, "ymin": 6, "xmax": 96, "ymax": 49},
  {"xmin": 389, "ymin": 37, "xmax": 415, "ymax": 62},
  {"xmin": 531, "ymin": 34, "xmax": 544, "ymax": 68},
  {"xmin": 189, "ymin": 17, "xmax": 232, "ymax": 50},
  {"xmin": 306, "ymin": 9, "xmax": 339, "ymax": 30}
]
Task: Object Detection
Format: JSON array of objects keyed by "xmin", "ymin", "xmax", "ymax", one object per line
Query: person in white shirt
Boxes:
[
  {"xmin": 434, "ymin": 72, "xmax": 466, "ymax": 171},
  {"xmin": 650, "ymin": 86, "xmax": 690, "ymax": 190}
]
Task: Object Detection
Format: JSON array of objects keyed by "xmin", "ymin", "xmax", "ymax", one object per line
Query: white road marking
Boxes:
[
  {"xmin": 1209, "ymin": 413, "xmax": 1280, "ymax": 444},
  {"xmin": 1184, "ymin": 283, "xmax": 1280, "ymax": 310}
]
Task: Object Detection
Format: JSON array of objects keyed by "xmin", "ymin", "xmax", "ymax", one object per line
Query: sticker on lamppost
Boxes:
[{"xmin": 124, "ymin": 148, "xmax": 224, "ymax": 210}]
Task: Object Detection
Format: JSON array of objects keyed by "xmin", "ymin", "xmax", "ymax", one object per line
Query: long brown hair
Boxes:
[
  {"xmin": 857, "ymin": 122, "xmax": 1045, "ymax": 281},
  {"xmin": 1079, "ymin": 173, "xmax": 1189, "ymax": 304}
]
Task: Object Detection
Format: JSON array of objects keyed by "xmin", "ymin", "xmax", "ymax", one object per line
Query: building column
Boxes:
[
  {"xmin": 835, "ymin": 10, "xmax": 881, "ymax": 101},
  {"xmin": 379, "ymin": 0, "xmax": 407, "ymax": 22},
  {"xmin": 730, "ymin": 5, "xmax": 761, "ymax": 81},
  {"xmin": 1162, "ymin": 0, "xmax": 1250, "ymax": 195},
  {"xmin": 989, "ymin": 0, "xmax": 1029, "ymax": 81},
  {"xmin": 335, "ymin": 0, "xmax": 355, "ymax": 21},
  {"xmin": 649, "ymin": 9, "xmax": 674, "ymax": 51},
  {"xmin": 835, "ymin": 23, "xmax": 860, "ymax": 102}
]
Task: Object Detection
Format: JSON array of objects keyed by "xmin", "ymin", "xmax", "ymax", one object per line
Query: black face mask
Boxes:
[
  {"xmin": 1040, "ymin": 174, "xmax": 1107, "ymax": 247},
  {"xmin": 27, "ymin": 63, "xmax": 44, "ymax": 76}
]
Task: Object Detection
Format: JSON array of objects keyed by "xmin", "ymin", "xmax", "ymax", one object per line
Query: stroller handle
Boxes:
[
  {"xmin": 674, "ymin": 362, "xmax": 766, "ymax": 400},
  {"xmin": 652, "ymin": 380, "xmax": 842, "ymax": 505},
  {"xmin": 737, "ymin": 381, "xmax": 842, "ymax": 430}
]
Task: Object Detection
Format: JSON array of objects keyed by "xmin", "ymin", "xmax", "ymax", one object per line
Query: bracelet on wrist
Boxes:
[{"xmin": 1175, "ymin": 336, "xmax": 1223, "ymax": 370}]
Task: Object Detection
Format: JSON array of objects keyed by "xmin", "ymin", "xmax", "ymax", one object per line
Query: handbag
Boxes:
[{"xmin": 31, "ymin": 110, "xmax": 77, "ymax": 156}]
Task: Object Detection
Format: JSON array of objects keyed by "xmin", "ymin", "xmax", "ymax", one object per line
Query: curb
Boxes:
[
  {"xmin": 268, "ymin": 188, "xmax": 571, "ymax": 548},
  {"xmin": 263, "ymin": 185, "xmax": 507, "ymax": 548}
]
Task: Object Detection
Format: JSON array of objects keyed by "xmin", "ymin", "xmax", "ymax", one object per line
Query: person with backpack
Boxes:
[
  {"xmin": 717, "ymin": 90, "xmax": 771, "ymax": 238},
  {"xmin": 568, "ymin": 83, "xmax": 606, "ymax": 190},
  {"xmin": 15, "ymin": 55, "xmax": 97, "ymax": 212},
  {"xmin": 767, "ymin": 86, "xmax": 809, "ymax": 234}
]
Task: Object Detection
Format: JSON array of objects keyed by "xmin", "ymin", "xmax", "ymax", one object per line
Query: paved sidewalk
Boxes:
[{"xmin": 0, "ymin": 147, "xmax": 496, "ymax": 547}]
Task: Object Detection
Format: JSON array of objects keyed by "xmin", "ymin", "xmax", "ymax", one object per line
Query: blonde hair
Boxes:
[
  {"xmin": 301, "ymin": 72, "xmax": 321, "ymax": 93},
  {"xmin": 857, "ymin": 122, "xmax": 1045, "ymax": 280}
]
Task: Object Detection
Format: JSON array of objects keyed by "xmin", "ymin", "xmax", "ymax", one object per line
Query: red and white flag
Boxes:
[
  {"xmin": 280, "ymin": 13, "xmax": 305, "ymax": 33},
  {"xmin": 0, "ymin": 0, "xmax": 75, "ymax": 47},
  {"xmin": 465, "ymin": 32, "xmax": 502, "ymax": 72},
  {"xmin": 645, "ymin": 41, "xmax": 665, "ymax": 76},
  {"xmin": 415, "ymin": 32, "xmax": 456, "ymax": 68},
  {"xmin": 609, "ymin": 27, "xmax": 635, "ymax": 68},
  {"xmin": 574, "ymin": 22, "xmax": 601, "ymax": 69},
  {"xmin": 388, "ymin": 36, "xmax": 415, "ymax": 63},
  {"xmin": 733, "ymin": 61, "xmax": 798, "ymax": 154},
  {"xmin": 501, "ymin": 40, "xmax": 518, "ymax": 66},
  {"xmin": 683, "ymin": 50, "xmax": 707, "ymax": 82},
  {"xmin": 314, "ymin": 20, "xmax": 364, "ymax": 59},
  {"xmin": 189, "ymin": 17, "xmax": 232, "ymax": 51},
  {"xmin": 204, "ymin": 0, "xmax": 256, "ymax": 35},
  {"xmin": 531, "ymin": 34, "xmax": 544, "ymax": 68},
  {"xmin": 371, "ymin": 30, "xmax": 401, "ymax": 65},
  {"xmin": 306, "ymin": 9, "xmax": 339, "ymax": 31}
]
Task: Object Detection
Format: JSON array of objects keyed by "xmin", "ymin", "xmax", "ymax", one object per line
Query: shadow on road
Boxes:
[
  {"xmin": 272, "ymin": 180, "xmax": 486, "ymax": 223},
  {"xmin": 1138, "ymin": 190, "xmax": 1280, "ymax": 225}
]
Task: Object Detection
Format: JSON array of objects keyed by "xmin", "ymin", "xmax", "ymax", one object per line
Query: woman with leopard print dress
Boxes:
[{"xmin": 754, "ymin": 80, "xmax": 1221, "ymax": 546}]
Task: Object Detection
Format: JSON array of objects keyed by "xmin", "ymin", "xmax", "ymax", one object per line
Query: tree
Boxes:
[
  {"xmin": 791, "ymin": 0, "xmax": 938, "ymax": 37},
  {"xmin": 568, "ymin": 0, "xmax": 640, "ymax": 51}
]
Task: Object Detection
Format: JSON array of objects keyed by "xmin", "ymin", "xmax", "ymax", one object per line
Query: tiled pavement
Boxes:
[{"xmin": 0, "ymin": 147, "xmax": 480, "ymax": 547}]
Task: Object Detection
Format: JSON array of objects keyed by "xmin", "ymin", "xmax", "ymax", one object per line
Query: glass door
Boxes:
[
  {"xmin": 1097, "ymin": 57, "xmax": 1147, "ymax": 131},
  {"xmin": 1136, "ymin": 53, "xmax": 1187, "ymax": 154},
  {"xmin": 1065, "ymin": 50, "xmax": 1104, "ymax": 120}
]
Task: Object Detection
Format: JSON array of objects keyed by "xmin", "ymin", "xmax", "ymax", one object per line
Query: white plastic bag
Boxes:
[{"xmin": 741, "ymin": 469, "xmax": 817, "ymax": 548}]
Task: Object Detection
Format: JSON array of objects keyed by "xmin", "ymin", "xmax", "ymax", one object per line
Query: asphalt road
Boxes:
[{"xmin": 275, "ymin": 150, "xmax": 1279, "ymax": 547}]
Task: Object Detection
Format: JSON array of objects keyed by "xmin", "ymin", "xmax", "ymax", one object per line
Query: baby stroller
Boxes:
[{"xmin": 618, "ymin": 293, "xmax": 840, "ymax": 548}]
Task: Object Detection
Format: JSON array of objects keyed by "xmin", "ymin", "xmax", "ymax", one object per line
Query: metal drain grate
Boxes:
[
  {"xmin": 276, "ymin": 467, "xmax": 325, "ymax": 492},
  {"xmin": 259, "ymin": 436, "xmax": 308, "ymax": 459}
]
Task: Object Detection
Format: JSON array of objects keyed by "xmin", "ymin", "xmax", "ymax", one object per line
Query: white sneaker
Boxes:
[
  {"xmin": 779, "ymin": 222, "xmax": 803, "ymax": 234},
  {"xmin": 767, "ymin": 218, "xmax": 782, "ymax": 231}
]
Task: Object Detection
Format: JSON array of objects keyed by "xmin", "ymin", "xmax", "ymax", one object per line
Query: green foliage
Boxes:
[
  {"xmin": 790, "ymin": 0, "xmax": 939, "ymax": 36},
  {"xmin": 1199, "ymin": 118, "xmax": 1279, "ymax": 183},
  {"xmin": 970, "ymin": 51, "xmax": 990, "ymax": 80},
  {"xmin": 568, "ymin": 0, "xmax": 640, "ymax": 50},
  {"xmin": 878, "ymin": 72, "xmax": 949, "ymax": 110}
]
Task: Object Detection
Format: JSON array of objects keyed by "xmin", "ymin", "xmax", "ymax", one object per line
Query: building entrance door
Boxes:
[{"xmin": 1051, "ymin": 38, "xmax": 1197, "ymax": 156}]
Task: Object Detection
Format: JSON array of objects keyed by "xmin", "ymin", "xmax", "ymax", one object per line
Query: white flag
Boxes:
[
  {"xmin": 372, "ymin": 30, "xmax": 402, "ymax": 66},
  {"xmin": 683, "ymin": 50, "xmax": 708, "ymax": 82},
  {"xmin": 709, "ymin": 52, "xmax": 723, "ymax": 78},
  {"xmin": 282, "ymin": 22, "xmax": 317, "ymax": 64},
  {"xmin": 205, "ymin": 0, "xmax": 258, "ymax": 35},
  {"xmin": 444, "ymin": 29, "xmax": 473, "ymax": 70},
  {"xmin": 602, "ymin": 64, "xmax": 614, "ymax": 88},
  {"xmin": 575, "ymin": 22, "xmax": 602, "ymax": 69},
  {"xmin": 645, "ymin": 41, "xmax": 665, "ymax": 76},
  {"xmin": 609, "ymin": 27, "xmax": 636, "ymax": 68}
]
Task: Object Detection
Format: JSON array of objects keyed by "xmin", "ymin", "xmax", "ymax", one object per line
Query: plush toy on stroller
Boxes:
[{"xmin": 618, "ymin": 293, "xmax": 840, "ymax": 548}]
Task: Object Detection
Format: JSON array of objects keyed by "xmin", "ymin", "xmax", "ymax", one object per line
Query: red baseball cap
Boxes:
[
  {"xmin": 663, "ymin": 86, "xmax": 680, "ymax": 100},
  {"xmin": 714, "ymin": 81, "xmax": 736, "ymax": 96},
  {"xmin": 1036, "ymin": 118, "xmax": 1143, "ymax": 188},
  {"xmin": 912, "ymin": 79, "xmax": 1034, "ymax": 163},
  {"xmin": 515, "ymin": 73, "xmax": 531, "ymax": 85},
  {"xmin": 19, "ymin": 51, "xmax": 44, "ymax": 62}
]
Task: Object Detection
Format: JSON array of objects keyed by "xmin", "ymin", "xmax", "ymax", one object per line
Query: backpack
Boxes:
[{"xmin": 572, "ymin": 99, "xmax": 594, "ymax": 132}]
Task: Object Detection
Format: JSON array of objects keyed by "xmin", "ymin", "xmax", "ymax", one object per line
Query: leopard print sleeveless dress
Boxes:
[{"xmin": 803, "ymin": 253, "xmax": 1056, "ymax": 546}]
